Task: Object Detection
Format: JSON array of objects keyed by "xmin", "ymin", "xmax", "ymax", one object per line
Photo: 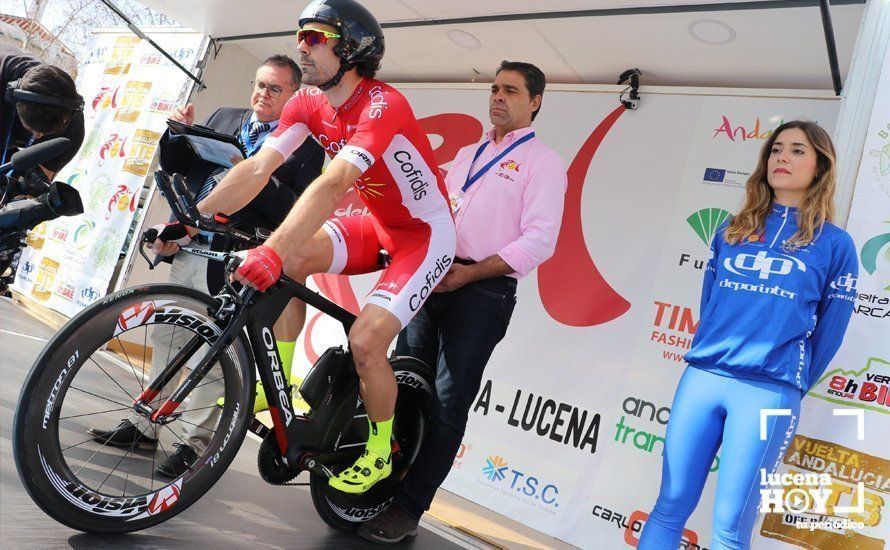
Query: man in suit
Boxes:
[
  {"xmin": 90, "ymin": 55, "xmax": 324, "ymax": 477},
  {"xmin": 155, "ymin": 55, "xmax": 323, "ymax": 296}
]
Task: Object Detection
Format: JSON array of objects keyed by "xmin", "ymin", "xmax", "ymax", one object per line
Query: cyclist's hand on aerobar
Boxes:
[
  {"xmin": 146, "ymin": 222, "xmax": 192, "ymax": 256},
  {"xmin": 234, "ymin": 245, "xmax": 283, "ymax": 291}
]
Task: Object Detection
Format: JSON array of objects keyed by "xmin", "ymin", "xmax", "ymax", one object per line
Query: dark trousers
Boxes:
[{"xmin": 394, "ymin": 275, "xmax": 517, "ymax": 519}]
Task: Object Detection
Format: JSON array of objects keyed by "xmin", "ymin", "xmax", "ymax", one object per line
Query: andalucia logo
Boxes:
[
  {"xmin": 687, "ymin": 208, "xmax": 732, "ymax": 246},
  {"xmin": 861, "ymin": 225, "xmax": 890, "ymax": 290}
]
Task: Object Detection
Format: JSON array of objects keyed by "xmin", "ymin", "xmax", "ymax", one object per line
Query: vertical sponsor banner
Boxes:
[
  {"xmin": 753, "ymin": 44, "xmax": 890, "ymax": 550},
  {"xmin": 282, "ymin": 86, "xmax": 884, "ymax": 547},
  {"xmin": 12, "ymin": 31, "xmax": 202, "ymax": 317}
]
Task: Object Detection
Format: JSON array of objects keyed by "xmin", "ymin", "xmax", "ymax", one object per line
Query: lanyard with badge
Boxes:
[
  {"xmin": 450, "ymin": 131, "xmax": 535, "ymax": 214},
  {"xmin": 239, "ymin": 119, "xmax": 272, "ymax": 158}
]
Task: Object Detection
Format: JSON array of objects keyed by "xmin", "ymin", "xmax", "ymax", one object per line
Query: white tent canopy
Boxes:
[{"xmin": 134, "ymin": 0, "xmax": 865, "ymax": 89}]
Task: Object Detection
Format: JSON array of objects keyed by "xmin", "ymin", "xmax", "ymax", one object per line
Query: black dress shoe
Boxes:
[
  {"xmin": 156, "ymin": 443, "xmax": 198, "ymax": 478},
  {"xmin": 88, "ymin": 419, "xmax": 158, "ymax": 451},
  {"xmin": 357, "ymin": 503, "xmax": 420, "ymax": 545}
]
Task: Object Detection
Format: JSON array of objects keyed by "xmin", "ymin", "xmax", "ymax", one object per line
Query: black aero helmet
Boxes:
[{"xmin": 299, "ymin": 0, "xmax": 385, "ymax": 89}]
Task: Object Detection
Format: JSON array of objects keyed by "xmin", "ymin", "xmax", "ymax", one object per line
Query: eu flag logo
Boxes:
[{"xmin": 703, "ymin": 168, "xmax": 726, "ymax": 182}]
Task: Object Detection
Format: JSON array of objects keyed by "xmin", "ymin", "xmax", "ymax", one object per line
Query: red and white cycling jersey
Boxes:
[
  {"xmin": 264, "ymin": 78, "xmax": 451, "ymax": 227},
  {"xmin": 263, "ymin": 78, "xmax": 455, "ymax": 327}
]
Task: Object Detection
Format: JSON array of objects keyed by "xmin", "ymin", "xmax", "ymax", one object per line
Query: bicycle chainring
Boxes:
[{"xmin": 257, "ymin": 429, "xmax": 304, "ymax": 485}]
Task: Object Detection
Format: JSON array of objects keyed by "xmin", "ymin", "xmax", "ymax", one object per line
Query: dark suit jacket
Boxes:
[{"xmin": 158, "ymin": 107, "xmax": 324, "ymax": 293}]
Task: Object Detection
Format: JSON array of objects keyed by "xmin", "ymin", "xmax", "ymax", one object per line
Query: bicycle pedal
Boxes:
[{"xmin": 303, "ymin": 456, "xmax": 335, "ymax": 479}]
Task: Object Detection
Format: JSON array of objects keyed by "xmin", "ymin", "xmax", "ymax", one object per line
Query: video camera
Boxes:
[{"xmin": 0, "ymin": 138, "xmax": 84, "ymax": 293}]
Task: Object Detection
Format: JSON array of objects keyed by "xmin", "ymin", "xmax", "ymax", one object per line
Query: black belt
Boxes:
[{"xmin": 453, "ymin": 257, "xmax": 516, "ymax": 292}]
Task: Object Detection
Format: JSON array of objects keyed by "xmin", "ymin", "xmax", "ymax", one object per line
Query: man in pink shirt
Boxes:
[{"xmin": 358, "ymin": 60, "xmax": 568, "ymax": 544}]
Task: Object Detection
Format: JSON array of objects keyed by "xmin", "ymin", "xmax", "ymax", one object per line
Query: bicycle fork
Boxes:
[{"xmin": 131, "ymin": 293, "xmax": 254, "ymax": 426}]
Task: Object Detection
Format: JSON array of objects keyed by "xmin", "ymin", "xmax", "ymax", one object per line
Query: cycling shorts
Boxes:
[{"xmin": 322, "ymin": 213, "xmax": 456, "ymax": 328}]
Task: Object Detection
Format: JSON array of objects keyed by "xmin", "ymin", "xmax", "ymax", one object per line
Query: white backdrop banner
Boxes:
[
  {"xmin": 286, "ymin": 86, "xmax": 890, "ymax": 548},
  {"xmin": 12, "ymin": 31, "xmax": 203, "ymax": 317}
]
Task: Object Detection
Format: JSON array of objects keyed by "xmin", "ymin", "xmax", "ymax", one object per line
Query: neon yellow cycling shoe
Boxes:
[{"xmin": 329, "ymin": 450, "xmax": 392, "ymax": 494}]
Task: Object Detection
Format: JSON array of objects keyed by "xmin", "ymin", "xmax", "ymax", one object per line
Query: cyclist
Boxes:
[
  {"xmin": 168, "ymin": 0, "xmax": 455, "ymax": 494},
  {"xmin": 89, "ymin": 55, "xmax": 324, "ymax": 478},
  {"xmin": 639, "ymin": 121, "xmax": 858, "ymax": 549}
]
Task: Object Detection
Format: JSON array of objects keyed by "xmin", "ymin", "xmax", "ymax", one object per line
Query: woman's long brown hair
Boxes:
[{"xmin": 724, "ymin": 120, "xmax": 837, "ymax": 249}]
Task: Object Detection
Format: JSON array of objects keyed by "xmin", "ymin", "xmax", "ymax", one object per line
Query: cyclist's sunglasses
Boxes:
[{"xmin": 296, "ymin": 28, "xmax": 341, "ymax": 47}]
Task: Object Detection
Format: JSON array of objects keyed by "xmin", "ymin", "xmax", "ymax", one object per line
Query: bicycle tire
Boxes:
[
  {"xmin": 309, "ymin": 356, "xmax": 434, "ymax": 531},
  {"xmin": 13, "ymin": 284, "xmax": 255, "ymax": 533}
]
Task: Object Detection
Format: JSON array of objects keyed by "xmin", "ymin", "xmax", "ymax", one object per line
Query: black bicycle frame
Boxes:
[
  {"xmin": 133, "ymin": 263, "xmax": 363, "ymax": 467},
  {"xmin": 135, "ymin": 170, "xmax": 370, "ymax": 468}
]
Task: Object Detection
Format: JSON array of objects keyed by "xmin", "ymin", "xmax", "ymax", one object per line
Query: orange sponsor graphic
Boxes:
[
  {"xmin": 104, "ymin": 36, "xmax": 140, "ymax": 75},
  {"xmin": 114, "ymin": 81, "xmax": 152, "ymax": 123},
  {"xmin": 25, "ymin": 222, "xmax": 47, "ymax": 250},
  {"xmin": 31, "ymin": 257, "xmax": 61, "ymax": 302},
  {"xmin": 122, "ymin": 129, "xmax": 161, "ymax": 176},
  {"xmin": 354, "ymin": 177, "xmax": 386, "ymax": 201},
  {"xmin": 625, "ymin": 510, "xmax": 702, "ymax": 548}
]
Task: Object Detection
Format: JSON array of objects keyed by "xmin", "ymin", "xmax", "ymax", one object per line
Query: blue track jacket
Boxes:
[{"xmin": 684, "ymin": 204, "xmax": 859, "ymax": 392}]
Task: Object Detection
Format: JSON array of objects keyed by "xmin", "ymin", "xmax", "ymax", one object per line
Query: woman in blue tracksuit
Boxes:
[{"xmin": 639, "ymin": 121, "xmax": 859, "ymax": 549}]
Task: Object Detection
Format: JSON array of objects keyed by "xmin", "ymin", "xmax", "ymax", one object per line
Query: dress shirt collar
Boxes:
[
  {"xmin": 485, "ymin": 125, "xmax": 535, "ymax": 147},
  {"xmin": 249, "ymin": 111, "xmax": 280, "ymax": 130}
]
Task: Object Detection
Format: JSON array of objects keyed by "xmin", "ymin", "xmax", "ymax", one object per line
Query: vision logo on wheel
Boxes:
[
  {"xmin": 114, "ymin": 301, "xmax": 157, "ymax": 336},
  {"xmin": 147, "ymin": 482, "xmax": 181, "ymax": 515},
  {"xmin": 40, "ymin": 447, "xmax": 185, "ymax": 520},
  {"xmin": 394, "ymin": 370, "xmax": 431, "ymax": 392},
  {"xmin": 326, "ymin": 497, "xmax": 392, "ymax": 522}
]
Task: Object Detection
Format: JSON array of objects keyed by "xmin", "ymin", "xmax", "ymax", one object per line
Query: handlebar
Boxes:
[{"xmin": 139, "ymin": 170, "xmax": 269, "ymax": 271}]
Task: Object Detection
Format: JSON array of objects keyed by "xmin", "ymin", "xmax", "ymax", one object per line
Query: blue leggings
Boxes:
[{"xmin": 639, "ymin": 367, "xmax": 801, "ymax": 550}]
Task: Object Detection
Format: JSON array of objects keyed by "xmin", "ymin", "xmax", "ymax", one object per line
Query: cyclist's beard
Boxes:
[{"xmin": 300, "ymin": 56, "xmax": 338, "ymax": 87}]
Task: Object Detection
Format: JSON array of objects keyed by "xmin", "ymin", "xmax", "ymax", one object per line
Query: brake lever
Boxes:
[
  {"xmin": 139, "ymin": 228, "xmax": 160, "ymax": 270},
  {"xmin": 223, "ymin": 253, "xmax": 244, "ymax": 302}
]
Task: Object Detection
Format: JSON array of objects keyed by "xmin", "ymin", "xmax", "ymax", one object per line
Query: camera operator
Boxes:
[{"xmin": 1, "ymin": 43, "xmax": 84, "ymax": 195}]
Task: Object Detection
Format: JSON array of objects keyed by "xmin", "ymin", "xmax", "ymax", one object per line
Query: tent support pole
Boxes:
[
  {"xmin": 99, "ymin": 0, "xmax": 205, "ymax": 89},
  {"xmin": 819, "ymin": 0, "xmax": 844, "ymax": 95}
]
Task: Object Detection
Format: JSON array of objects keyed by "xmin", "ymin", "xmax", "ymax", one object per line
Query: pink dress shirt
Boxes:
[{"xmin": 446, "ymin": 126, "xmax": 567, "ymax": 278}]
